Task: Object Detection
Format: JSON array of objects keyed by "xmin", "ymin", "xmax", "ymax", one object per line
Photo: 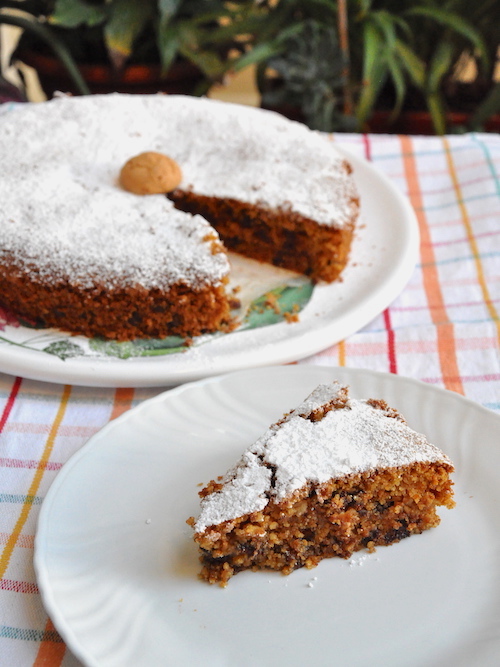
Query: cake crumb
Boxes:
[
  {"xmin": 284, "ymin": 307, "xmax": 300, "ymax": 323},
  {"xmin": 264, "ymin": 292, "xmax": 281, "ymax": 315}
]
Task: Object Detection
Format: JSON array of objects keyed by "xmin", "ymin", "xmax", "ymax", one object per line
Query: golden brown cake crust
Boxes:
[
  {"xmin": 191, "ymin": 461, "xmax": 455, "ymax": 587},
  {"xmin": 0, "ymin": 258, "xmax": 232, "ymax": 341}
]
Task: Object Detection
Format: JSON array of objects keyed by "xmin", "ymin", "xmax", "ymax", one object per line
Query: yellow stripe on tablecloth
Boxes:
[
  {"xmin": 0, "ymin": 385, "xmax": 72, "ymax": 578},
  {"xmin": 442, "ymin": 137, "xmax": 500, "ymax": 344}
]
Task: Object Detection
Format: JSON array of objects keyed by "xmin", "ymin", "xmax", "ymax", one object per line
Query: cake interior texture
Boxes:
[
  {"xmin": 188, "ymin": 384, "xmax": 455, "ymax": 587},
  {"xmin": 169, "ymin": 166, "xmax": 356, "ymax": 284},
  {"xmin": 1, "ymin": 260, "xmax": 232, "ymax": 341}
]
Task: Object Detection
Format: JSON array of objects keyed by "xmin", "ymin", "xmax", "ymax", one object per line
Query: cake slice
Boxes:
[{"xmin": 188, "ymin": 381, "xmax": 455, "ymax": 586}]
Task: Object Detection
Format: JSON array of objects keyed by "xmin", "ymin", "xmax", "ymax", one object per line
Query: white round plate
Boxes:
[
  {"xmin": 35, "ymin": 365, "xmax": 500, "ymax": 667},
  {"xmin": 0, "ymin": 148, "xmax": 418, "ymax": 387}
]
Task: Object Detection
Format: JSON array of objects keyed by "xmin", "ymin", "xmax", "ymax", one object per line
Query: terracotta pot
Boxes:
[
  {"xmin": 17, "ymin": 50, "xmax": 205, "ymax": 98},
  {"xmin": 367, "ymin": 110, "xmax": 500, "ymax": 135},
  {"xmin": 262, "ymin": 98, "xmax": 500, "ymax": 135}
]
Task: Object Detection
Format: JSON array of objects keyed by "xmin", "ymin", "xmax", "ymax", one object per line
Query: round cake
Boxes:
[{"xmin": 0, "ymin": 94, "xmax": 359, "ymax": 341}]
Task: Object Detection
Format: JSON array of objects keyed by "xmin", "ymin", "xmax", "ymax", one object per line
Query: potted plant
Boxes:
[
  {"xmin": 0, "ymin": 0, "xmax": 272, "ymax": 98},
  {"xmin": 1, "ymin": 0, "xmax": 498, "ymax": 134},
  {"xmin": 235, "ymin": 0, "xmax": 500, "ymax": 134}
]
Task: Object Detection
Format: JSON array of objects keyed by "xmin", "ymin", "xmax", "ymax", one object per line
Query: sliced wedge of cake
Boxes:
[{"xmin": 188, "ymin": 381, "xmax": 455, "ymax": 586}]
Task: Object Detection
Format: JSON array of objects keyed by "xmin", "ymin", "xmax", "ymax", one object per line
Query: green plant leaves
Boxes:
[
  {"xmin": 234, "ymin": 24, "xmax": 303, "ymax": 72},
  {"xmin": 259, "ymin": 19, "xmax": 356, "ymax": 132},
  {"xmin": 49, "ymin": 0, "xmax": 108, "ymax": 29},
  {"xmin": 156, "ymin": 1, "xmax": 269, "ymax": 84},
  {"xmin": 8, "ymin": 0, "xmax": 497, "ymax": 134},
  {"xmin": 254, "ymin": 1, "xmax": 497, "ymax": 135},
  {"xmin": 394, "ymin": 39, "xmax": 425, "ymax": 89},
  {"xmin": 468, "ymin": 82, "xmax": 500, "ymax": 131},
  {"xmin": 406, "ymin": 6, "xmax": 488, "ymax": 65},
  {"xmin": 356, "ymin": 21, "xmax": 388, "ymax": 127},
  {"xmin": 158, "ymin": 0, "xmax": 183, "ymax": 21},
  {"xmin": 104, "ymin": 0, "xmax": 155, "ymax": 70},
  {"xmin": 356, "ymin": 10, "xmax": 424, "ymax": 128}
]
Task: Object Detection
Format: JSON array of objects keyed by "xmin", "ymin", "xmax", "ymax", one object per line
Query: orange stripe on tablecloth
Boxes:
[
  {"xmin": 337, "ymin": 340, "xmax": 346, "ymax": 366},
  {"xmin": 442, "ymin": 137, "xmax": 500, "ymax": 344},
  {"xmin": 33, "ymin": 618, "xmax": 66, "ymax": 667},
  {"xmin": 0, "ymin": 385, "xmax": 72, "ymax": 579},
  {"xmin": 400, "ymin": 136, "xmax": 463, "ymax": 394},
  {"xmin": 109, "ymin": 387, "xmax": 135, "ymax": 421}
]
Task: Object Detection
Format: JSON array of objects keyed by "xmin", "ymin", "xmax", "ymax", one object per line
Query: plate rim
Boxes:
[
  {"xmin": 34, "ymin": 365, "xmax": 500, "ymax": 666},
  {"xmin": 0, "ymin": 147, "xmax": 419, "ymax": 387}
]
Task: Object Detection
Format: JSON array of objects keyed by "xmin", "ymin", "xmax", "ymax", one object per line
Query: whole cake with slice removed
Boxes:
[
  {"xmin": 188, "ymin": 381, "xmax": 455, "ymax": 586},
  {"xmin": 0, "ymin": 93, "xmax": 359, "ymax": 341}
]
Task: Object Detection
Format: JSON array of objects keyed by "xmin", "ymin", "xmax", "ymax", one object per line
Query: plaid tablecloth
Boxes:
[{"xmin": 1, "ymin": 132, "xmax": 499, "ymax": 666}]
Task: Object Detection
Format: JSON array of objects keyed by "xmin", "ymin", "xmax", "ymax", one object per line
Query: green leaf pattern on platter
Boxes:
[
  {"xmin": 43, "ymin": 340, "xmax": 85, "ymax": 360},
  {"xmin": 88, "ymin": 335, "xmax": 188, "ymax": 360}
]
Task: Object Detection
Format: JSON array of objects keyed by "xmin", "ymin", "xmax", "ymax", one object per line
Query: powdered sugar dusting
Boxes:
[
  {"xmin": 0, "ymin": 94, "xmax": 357, "ymax": 289},
  {"xmin": 198, "ymin": 453, "xmax": 272, "ymax": 533},
  {"xmin": 293, "ymin": 382, "xmax": 347, "ymax": 415},
  {"xmin": 194, "ymin": 382, "xmax": 452, "ymax": 532}
]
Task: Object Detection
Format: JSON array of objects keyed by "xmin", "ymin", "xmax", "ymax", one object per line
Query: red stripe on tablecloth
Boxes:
[
  {"xmin": 422, "ymin": 372, "xmax": 500, "ymax": 384},
  {"xmin": 2, "ymin": 422, "xmax": 99, "ymax": 438},
  {"xmin": 0, "ymin": 457, "xmax": 63, "ymax": 471},
  {"xmin": 0, "ymin": 578, "xmax": 38, "ymax": 594},
  {"xmin": 383, "ymin": 310, "xmax": 398, "ymax": 373},
  {"xmin": 0, "ymin": 376, "xmax": 22, "ymax": 434},
  {"xmin": 426, "ymin": 228, "xmax": 500, "ymax": 248},
  {"xmin": 345, "ymin": 336, "xmax": 495, "ymax": 357},
  {"xmin": 383, "ymin": 158, "xmax": 500, "ymax": 183},
  {"xmin": 364, "ymin": 134, "xmax": 397, "ymax": 374},
  {"xmin": 391, "ymin": 297, "xmax": 500, "ymax": 313},
  {"xmin": 362, "ymin": 133, "xmax": 371, "ymax": 161}
]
